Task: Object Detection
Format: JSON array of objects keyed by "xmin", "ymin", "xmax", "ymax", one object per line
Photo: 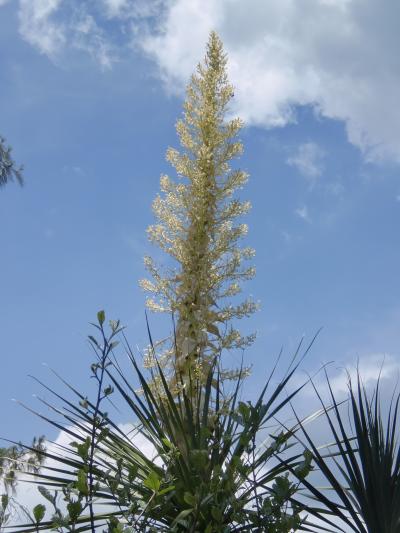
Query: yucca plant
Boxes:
[
  {"xmin": 9, "ymin": 312, "xmax": 319, "ymax": 532},
  {"xmin": 280, "ymin": 369, "xmax": 400, "ymax": 532}
]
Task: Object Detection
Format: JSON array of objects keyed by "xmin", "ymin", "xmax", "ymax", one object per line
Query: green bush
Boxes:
[{"xmin": 11, "ymin": 312, "xmax": 315, "ymax": 532}]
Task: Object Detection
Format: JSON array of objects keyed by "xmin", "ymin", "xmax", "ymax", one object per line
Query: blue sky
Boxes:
[{"xmin": 1, "ymin": 0, "xmax": 400, "ymax": 447}]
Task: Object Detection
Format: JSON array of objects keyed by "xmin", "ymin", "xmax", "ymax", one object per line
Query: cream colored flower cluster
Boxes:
[{"xmin": 140, "ymin": 32, "xmax": 256, "ymax": 390}]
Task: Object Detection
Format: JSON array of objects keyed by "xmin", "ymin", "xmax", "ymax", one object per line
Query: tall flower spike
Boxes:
[{"xmin": 140, "ymin": 32, "xmax": 256, "ymax": 392}]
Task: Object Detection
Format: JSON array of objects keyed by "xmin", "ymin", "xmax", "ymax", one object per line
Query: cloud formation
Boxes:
[
  {"xmin": 139, "ymin": 0, "xmax": 400, "ymax": 164},
  {"xmin": 295, "ymin": 205, "xmax": 311, "ymax": 223},
  {"xmin": 17, "ymin": 0, "xmax": 115, "ymax": 69},
  {"xmin": 18, "ymin": 0, "xmax": 66, "ymax": 58},
  {"xmin": 328, "ymin": 352, "xmax": 400, "ymax": 396},
  {"xmin": 71, "ymin": 8, "xmax": 115, "ymax": 69},
  {"xmin": 101, "ymin": 0, "xmax": 160, "ymax": 19},
  {"xmin": 12, "ymin": 0, "xmax": 400, "ymax": 163},
  {"xmin": 101, "ymin": 0, "xmax": 129, "ymax": 18},
  {"xmin": 287, "ymin": 142, "xmax": 325, "ymax": 185}
]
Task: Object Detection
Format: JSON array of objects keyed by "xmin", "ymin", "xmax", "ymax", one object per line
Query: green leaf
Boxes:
[
  {"xmin": 71, "ymin": 437, "xmax": 90, "ymax": 462},
  {"xmin": 38, "ymin": 486, "xmax": 57, "ymax": 506},
  {"xmin": 97, "ymin": 310, "xmax": 105, "ymax": 325},
  {"xmin": 1, "ymin": 494, "xmax": 9, "ymax": 511},
  {"xmin": 33, "ymin": 503, "xmax": 46, "ymax": 524},
  {"xmin": 294, "ymin": 449, "xmax": 313, "ymax": 479},
  {"xmin": 88, "ymin": 335, "xmax": 100, "ymax": 348},
  {"xmin": 184, "ymin": 492, "xmax": 196, "ymax": 506},
  {"xmin": 211, "ymin": 506, "xmax": 223, "ymax": 522},
  {"xmin": 75, "ymin": 469, "xmax": 89, "ymax": 496},
  {"xmin": 143, "ymin": 470, "xmax": 161, "ymax": 492},
  {"xmin": 158, "ymin": 485, "xmax": 175, "ymax": 496},
  {"xmin": 190, "ymin": 449, "xmax": 208, "ymax": 470},
  {"xmin": 238, "ymin": 401, "xmax": 251, "ymax": 421},
  {"xmin": 272, "ymin": 474, "xmax": 291, "ymax": 503},
  {"xmin": 161, "ymin": 438, "xmax": 173, "ymax": 449},
  {"xmin": 67, "ymin": 500, "xmax": 82, "ymax": 522},
  {"xmin": 174, "ymin": 508, "xmax": 193, "ymax": 524},
  {"xmin": 127, "ymin": 464, "xmax": 138, "ymax": 482}
]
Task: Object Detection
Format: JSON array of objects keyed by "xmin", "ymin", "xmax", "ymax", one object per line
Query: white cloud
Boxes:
[
  {"xmin": 101, "ymin": 0, "xmax": 161, "ymax": 19},
  {"xmin": 295, "ymin": 205, "xmax": 311, "ymax": 222},
  {"xmin": 13, "ymin": 0, "xmax": 400, "ymax": 163},
  {"xmin": 18, "ymin": 0, "xmax": 65, "ymax": 58},
  {"xmin": 294, "ymin": 352, "xmax": 400, "ymax": 406},
  {"xmin": 71, "ymin": 8, "xmax": 115, "ymax": 70},
  {"xmin": 287, "ymin": 142, "xmax": 325, "ymax": 185},
  {"xmin": 102, "ymin": 0, "xmax": 129, "ymax": 18},
  {"xmin": 138, "ymin": 0, "xmax": 400, "ymax": 164},
  {"xmin": 0, "ymin": 0, "xmax": 11, "ymax": 6},
  {"xmin": 328, "ymin": 353, "xmax": 400, "ymax": 396},
  {"xmin": 17, "ymin": 0, "xmax": 115, "ymax": 69}
]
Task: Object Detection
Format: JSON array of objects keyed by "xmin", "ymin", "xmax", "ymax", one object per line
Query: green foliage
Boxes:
[
  {"xmin": 32, "ymin": 504, "xmax": 45, "ymax": 525},
  {"xmin": 10, "ymin": 315, "xmax": 316, "ymax": 532},
  {"xmin": 0, "ymin": 135, "xmax": 23, "ymax": 187}
]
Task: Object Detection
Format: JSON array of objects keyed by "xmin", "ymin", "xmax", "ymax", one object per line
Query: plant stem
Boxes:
[{"xmin": 87, "ymin": 325, "xmax": 108, "ymax": 533}]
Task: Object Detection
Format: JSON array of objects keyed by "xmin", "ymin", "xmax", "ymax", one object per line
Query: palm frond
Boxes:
[{"xmin": 281, "ymin": 368, "xmax": 400, "ymax": 533}]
